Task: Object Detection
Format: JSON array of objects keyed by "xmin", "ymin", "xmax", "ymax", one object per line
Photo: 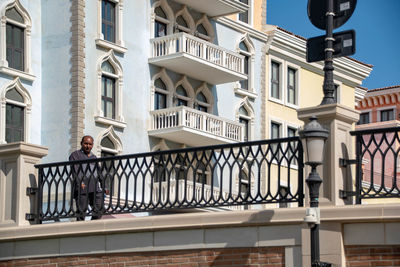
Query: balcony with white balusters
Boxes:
[
  {"xmin": 148, "ymin": 106, "xmax": 244, "ymax": 146},
  {"xmin": 149, "ymin": 32, "xmax": 247, "ymax": 85}
]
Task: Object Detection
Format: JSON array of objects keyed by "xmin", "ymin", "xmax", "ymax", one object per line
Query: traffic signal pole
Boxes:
[{"xmin": 321, "ymin": 0, "xmax": 336, "ymax": 105}]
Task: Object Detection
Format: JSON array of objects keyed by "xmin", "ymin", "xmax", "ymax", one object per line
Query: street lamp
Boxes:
[{"xmin": 299, "ymin": 116, "xmax": 330, "ymax": 267}]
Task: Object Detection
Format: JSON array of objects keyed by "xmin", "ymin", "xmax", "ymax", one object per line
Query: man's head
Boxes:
[{"xmin": 80, "ymin": 135, "xmax": 94, "ymax": 156}]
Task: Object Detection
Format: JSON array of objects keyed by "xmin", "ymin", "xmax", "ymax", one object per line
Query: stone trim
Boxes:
[{"xmin": 69, "ymin": 0, "xmax": 86, "ymax": 153}]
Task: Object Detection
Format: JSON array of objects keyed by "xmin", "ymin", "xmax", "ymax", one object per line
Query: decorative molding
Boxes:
[{"xmin": 69, "ymin": 0, "xmax": 86, "ymax": 153}]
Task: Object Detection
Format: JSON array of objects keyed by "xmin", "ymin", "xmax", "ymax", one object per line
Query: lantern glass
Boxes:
[{"xmin": 304, "ymin": 137, "xmax": 325, "ymax": 164}]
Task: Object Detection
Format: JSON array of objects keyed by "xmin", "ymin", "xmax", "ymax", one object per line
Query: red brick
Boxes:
[{"xmin": 370, "ymin": 260, "xmax": 393, "ymax": 266}]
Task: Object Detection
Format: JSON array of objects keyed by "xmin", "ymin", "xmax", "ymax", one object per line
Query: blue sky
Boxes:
[{"xmin": 267, "ymin": 0, "xmax": 400, "ymax": 89}]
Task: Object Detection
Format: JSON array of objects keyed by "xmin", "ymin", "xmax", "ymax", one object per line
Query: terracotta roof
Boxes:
[
  {"xmin": 276, "ymin": 27, "xmax": 373, "ymax": 68},
  {"xmin": 368, "ymin": 85, "xmax": 400, "ymax": 92}
]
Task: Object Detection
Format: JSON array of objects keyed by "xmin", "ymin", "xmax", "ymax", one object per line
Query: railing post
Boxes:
[
  {"xmin": 0, "ymin": 143, "xmax": 48, "ymax": 226},
  {"xmin": 355, "ymin": 133, "xmax": 362, "ymax": 204},
  {"xmin": 298, "ymin": 139, "xmax": 305, "ymax": 207}
]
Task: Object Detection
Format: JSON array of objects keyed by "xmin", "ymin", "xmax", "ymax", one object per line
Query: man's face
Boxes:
[{"xmin": 81, "ymin": 136, "xmax": 94, "ymax": 155}]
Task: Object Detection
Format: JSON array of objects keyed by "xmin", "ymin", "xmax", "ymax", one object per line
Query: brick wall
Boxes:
[
  {"xmin": 0, "ymin": 247, "xmax": 284, "ymax": 267},
  {"xmin": 345, "ymin": 245, "xmax": 400, "ymax": 266}
]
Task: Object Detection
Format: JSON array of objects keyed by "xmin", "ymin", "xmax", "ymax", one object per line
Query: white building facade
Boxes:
[{"xmin": 0, "ymin": 0, "xmax": 269, "ymax": 163}]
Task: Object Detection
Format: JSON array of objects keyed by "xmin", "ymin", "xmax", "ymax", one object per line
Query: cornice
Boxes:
[
  {"xmin": 267, "ymin": 27, "xmax": 373, "ymax": 86},
  {"xmin": 216, "ymin": 17, "xmax": 269, "ymax": 42}
]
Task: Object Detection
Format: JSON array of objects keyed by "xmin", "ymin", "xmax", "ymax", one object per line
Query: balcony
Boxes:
[
  {"xmin": 148, "ymin": 106, "xmax": 243, "ymax": 146},
  {"xmin": 149, "ymin": 32, "xmax": 247, "ymax": 85},
  {"xmin": 172, "ymin": 0, "xmax": 249, "ymax": 17}
]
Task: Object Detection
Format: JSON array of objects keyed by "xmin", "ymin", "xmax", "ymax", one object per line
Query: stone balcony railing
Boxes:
[
  {"xmin": 149, "ymin": 32, "xmax": 246, "ymax": 84},
  {"xmin": 149, "ymin": 106, "xmax": 243, "ymax": 146}
]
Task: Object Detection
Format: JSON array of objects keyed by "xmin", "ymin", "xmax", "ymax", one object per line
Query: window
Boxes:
[
  {"xmin": 358, "ymin": 112, "xmax": 370, "ymax": 125},
  {"xmin": 96, "ymin": 0, "xmax": 125, "ymax": 53},
  {"xmin": 271, "ymin": 122, "xmax": 281, "ymax": 139},
  {"xmin": 155, "ymin": 6, "xmax": 168, "ymax": 37},
  {"xmin": 270, "ymin": 122, "xmax": 281, "ymax": 158},
  {"xmin": 238, "ymin": 0, "xmax": 249, "ymax": 23},
  {"xmin": 195, "ymin": 92, "xmax": 208, "ymax": 112},
  {"xmin": 154, "ymin": 153, "xmax": 167, "ymax": 183},
  {"xmin": 6, "ymin": 7, "xmax": 24, "ymax": 71},
  {"xmin": 174, "ymin": 6, "xmax": 194, "ymax": 34},
  {"xmin": 101, "ymin": 61, "xmax": 116, "ymax": 119},
  {"xmin": 1, "ymin": 78, "xmax": 31, "ymax": 144},
  {"xmin": 1, "ymin": 1, "xmax": 33, "ymax": 80},
  {"xmin": 239, "ymin": 41, "xmax": 250, "ymax": 90},
  {"xmin": 5, "ymin": 88, "xmax": 24, "ymax": 142},
  {"xmin": 101, "ymin": 0, "xmax": 115, "ymax": 42},
  {"xmin": 196, "ymin": 24, "xmax": 208, "ymax": 40},
  {"xmin": 100, "ymin": 135, "xmax": 118, "ymax": 193},
  {"xmin": 239, "ymin": 107, "xmax": 249, "ymax": 142},
  {"xmin": 154, "ymin": 78, "xmax": 167, "ymax": 110},
  {"xmin": 271, "ymin": 61, "xmax": 280, "ymax": 99},
  {"xmin": 95, "ymin": 51, "xmax": 125, "ymax": 128},
  {"xmin": 381, "ymin": 109, "xmax": 394, "ymax": 122},
  {"xmin": 287, "ymin": 67, "xmax": 297, "ymax": 105},
  {"xmin": 175, "ymin": 85, "xmax": 189, "ymax": 106},
  {"xmin": 287, "ymin": 127, "xmax": 297, "ymax": 166},
  {"xmin": 175, "ymin": 154, "xmax": 188, "ymax": 180}
]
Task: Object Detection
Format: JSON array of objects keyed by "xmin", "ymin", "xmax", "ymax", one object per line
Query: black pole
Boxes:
[
  {"xmin": 321, "ymin": 0, "xmax": 335, "ymax": 105},
  {"xmin": 306, "ymin": 165, "xmax": 322, "ymax": 267}
]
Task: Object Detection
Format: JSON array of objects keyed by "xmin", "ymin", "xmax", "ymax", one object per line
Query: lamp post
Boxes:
[{"xmin": 299, "ymin": 116, "xmax": 329, "ymax": 267}]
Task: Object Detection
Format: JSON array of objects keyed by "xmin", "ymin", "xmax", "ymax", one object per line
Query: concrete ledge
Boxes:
[{"xmin": 0, "ymin": 204, "xmax": 399, "ymax": 242}]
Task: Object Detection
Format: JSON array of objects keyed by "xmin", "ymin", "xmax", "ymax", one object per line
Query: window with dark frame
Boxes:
[
  {"xmin": 287, "ymin": 67, "xmax": 296, "ymax": 105},
  {"xmin": 287, "ymin": 127, "xmax": 297, "ymax": 166},
  {"xmin": 271, "ymin": 122, "xmax": 281, "ymax": 159},
  {"xmin": 6, "ymin": 7, "xmax": 25, "ymax": 71},
  {"xmin": 5, "ymin": 88, "xmax": 24, "ymax": 143},
  {"xmin": 271, "ymin": 61, "xmax": 280, "ymax": 99},
  {"xmin": 102, "ymin": 0, "xmax": 116, "ymax": 42},
  {"xmin": 239, "ymin": 41, "xmax": 250, "ymax": 90},
  {"xmin": 357, "ymin": 112, "xmax": 370, "ymax": 125},
  {"xmin": 239, "ymin": 106, "xmax": 250, "ymax": 142},
  {"xmin": 380, "ymin": 109, "xmax": 394, "ymax": 122},
  {"xmin": 238, "ymin": 0, "xmax": 249, "ymax": 23},
  {"xmin": 100, "ymin": 136, "xmax": 116, "ymax": 193},
  {"xmin": 154, "ymin": 6, "xmax": 167, "ymax": 37},
  {"xmin": 101, "ymin": 75, "xmax": 115, "ymax": 119}
]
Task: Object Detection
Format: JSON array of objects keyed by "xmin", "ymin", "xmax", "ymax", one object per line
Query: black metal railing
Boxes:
[
  {"xmin": 352, "ymin": 127, "xmax": 400, "ymax": 203},
  {"xmin": 32, "ymin": 137, "xmax": 304, "ymax": 223}
]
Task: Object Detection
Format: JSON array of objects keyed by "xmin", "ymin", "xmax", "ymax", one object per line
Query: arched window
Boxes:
[
  {"xmin": 194, "ymin": 14, "xmax": 214, "ymax": 42},
  {"xmin": 155, "ymin": 6, "xmax": 168, "ymax": 37},
  {"xmin": 236, "ymin": 98, "xmax": 254, "ymax": 142},
  {"xmin": 236, "ymin": 35, "xmax": 255, "ymax": 94},
  {"xmin": 174, "ymin": 6, "xmax": 194, "ymax": 34},
  {"xmin": 175, "ymin": 85, "xmax": 189, "ymax": 106},
  {"xmin": 152, "ymin": 0, "xmax": 173, "ymax": 38},
  {"xmin": 96, "ymin": 51, "xmax": 125, "ymax": 128},
  {"xmin": 151, "ymin": 68, "xmax": 173, "ymax": 111},
  {"xmin": 101, "ymin": 61, "xmax": 116, "ymax": 119},
  {"xmin": 5, "ymin": 88, "xmax": 24, "ymax": 142},
  {"xmin": 239, "ymin": 41, "xmax": 250, "ymax": 90},
  {"xmin": 0, "ymin": 78, "xmax": 32, "ymax": 144},
  {"xmin": 154, "ymin": 78, "xmax": 168, "ymax": 110},
  {"xmin": 239, "ymin": 106, "xmax": 249, "ymax": 142},
  {"xmin": 1, "ymin": 0, "xmax": 33, "ymax": 79},
  {"xmin": 174, "ymin": 76, "xmax": 194, "ymax": 107},
  {"xmin": 195, "ymin": 92, "xmax": 208, "ymax": 112}
]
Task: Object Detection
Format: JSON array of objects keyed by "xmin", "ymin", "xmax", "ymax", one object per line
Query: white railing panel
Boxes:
[
  {"xmin": 150, "ymin": 32, "xmax": 244, "ymax": 74},
  {"xmin": 150, "ymin": 106, "xmax": 243, "ymax": 142}
]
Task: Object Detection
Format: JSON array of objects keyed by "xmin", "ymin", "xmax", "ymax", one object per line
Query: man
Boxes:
[{"xmin": 69, "ymin": 135, "xmax": 103, "ymax": 221}]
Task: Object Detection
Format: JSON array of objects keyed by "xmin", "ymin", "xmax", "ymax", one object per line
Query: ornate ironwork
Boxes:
[
  {"xmin": 351, "ymin": 127, "xmax": 400, "ymax": 203},
  {"xmin": 34, "ymin": 137, "xmax": 304, "ymax": 223}
]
